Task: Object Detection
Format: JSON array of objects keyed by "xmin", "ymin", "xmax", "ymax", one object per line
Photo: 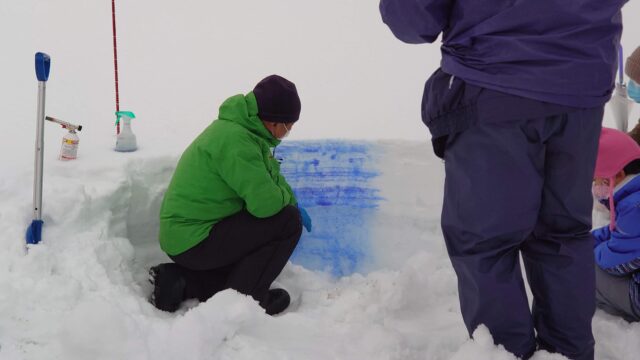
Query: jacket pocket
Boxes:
[{"xmin": 421, "ymin": 68, "xmax": 482, "ymax": 158}]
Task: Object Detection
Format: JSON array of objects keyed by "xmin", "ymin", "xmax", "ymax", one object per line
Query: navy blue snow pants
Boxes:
[{"xmin": 441, "ymin": 107, "xmax": 603, "ymax": 360}]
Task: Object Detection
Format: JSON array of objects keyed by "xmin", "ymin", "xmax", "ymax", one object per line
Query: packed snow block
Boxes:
[{"xmin": 277, "ymin": 141, "xmax": 383, "ymax": 277}]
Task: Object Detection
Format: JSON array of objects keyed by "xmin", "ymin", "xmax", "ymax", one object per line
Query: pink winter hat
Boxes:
[{"xmin": 595, "ymin": 127, "xmax": 640, "ymax": 179}]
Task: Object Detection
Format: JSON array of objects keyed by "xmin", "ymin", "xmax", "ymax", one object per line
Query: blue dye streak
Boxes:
[{"xmin": 276, "ymin": 141, "xmax": 382, "ymax": 277}]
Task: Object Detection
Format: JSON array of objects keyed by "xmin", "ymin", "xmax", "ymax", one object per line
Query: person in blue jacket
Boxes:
[
  {"xmin": 592, "ymin": 128, "xmax": 640, "ymax": 322},
  {"xmin": 380, "ymin": 1, "xmax": 628, "ymax": 359}
]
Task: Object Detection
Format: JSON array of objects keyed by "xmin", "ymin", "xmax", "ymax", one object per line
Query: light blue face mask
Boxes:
[{"xmin": 629, "ymin": 80, "xmax": 640, "ymax": 103}]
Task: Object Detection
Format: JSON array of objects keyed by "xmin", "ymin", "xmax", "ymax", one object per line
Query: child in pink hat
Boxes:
[{"xmin": 592, "ymin": 128, "xmax": 640, "ymax": 321}]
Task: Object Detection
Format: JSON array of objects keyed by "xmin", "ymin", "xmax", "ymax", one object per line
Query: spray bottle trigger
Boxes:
[{"xmin": 115, "ymin": 111, "xmax": 136, "ymax": 126}]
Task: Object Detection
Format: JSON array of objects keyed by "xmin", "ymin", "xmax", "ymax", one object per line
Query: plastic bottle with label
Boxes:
[{"xmin": 59, "ymin": 129, "xmax": 79, "ymax": 160}]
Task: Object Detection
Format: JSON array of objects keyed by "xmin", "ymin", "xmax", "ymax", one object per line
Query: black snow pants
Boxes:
[{"xmin": 168, "ymin": 205, "xmax": 302, "ymax": 303}]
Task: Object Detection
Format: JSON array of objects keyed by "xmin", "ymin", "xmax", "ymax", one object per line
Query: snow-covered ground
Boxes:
[
  {"xmin": 1, "ymin": 1, "xmax": 640, "ymax": 359},
  {"xmin": 0, "ymin": 140, "xmax": 528, "ymax": 360}
]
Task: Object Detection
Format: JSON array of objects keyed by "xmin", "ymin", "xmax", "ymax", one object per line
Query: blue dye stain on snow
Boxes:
[{"xmin": 275, "ymin": 141, "xmax": 383, "ymax": 277}]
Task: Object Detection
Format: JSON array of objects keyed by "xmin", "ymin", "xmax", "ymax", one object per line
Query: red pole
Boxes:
[{"xmin": 111, "ymin": 0, "xmax": 121, "ymax": 134}]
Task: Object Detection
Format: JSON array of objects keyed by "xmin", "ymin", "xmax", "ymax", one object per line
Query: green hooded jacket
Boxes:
[{"xmin": 159, "ymin": 92, "xmax": 297, "ymax": 256}]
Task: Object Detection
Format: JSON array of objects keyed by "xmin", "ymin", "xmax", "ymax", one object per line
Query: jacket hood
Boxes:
[
  {"xmin": 217, "ymin": 92, "xmax": 280, "ymax": 147},
  {"xmin": 613, "ymin": 174, "xmax": 640, "ymax": 204}
]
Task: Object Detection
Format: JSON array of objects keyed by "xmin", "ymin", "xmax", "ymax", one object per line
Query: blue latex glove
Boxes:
[
  {"xmin": 629, "ymin": 80, "xmax": 640, "ymax": 103},
  {"xmin": 298, "ymin": 206, "xmax": 312, "ymax": 232}
]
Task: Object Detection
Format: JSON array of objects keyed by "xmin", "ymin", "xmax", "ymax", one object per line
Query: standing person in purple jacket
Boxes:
[{"xmin": 380, "ymin": 1, "xmax": 628, "ymax": 359}]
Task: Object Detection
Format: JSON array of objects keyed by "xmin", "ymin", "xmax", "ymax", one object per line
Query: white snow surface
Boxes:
[{"xmin": 1, "ymin": 1, "xmax": 640, "ymax": 359}]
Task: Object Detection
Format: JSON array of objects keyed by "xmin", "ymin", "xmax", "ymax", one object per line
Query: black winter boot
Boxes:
[
  {"xmin": 259, "ymin": 288, "xmax": 291, "ymax": 315},
  {"xmin": 149, "ymin": 263, "xmax": 187, "ymax": 312}
]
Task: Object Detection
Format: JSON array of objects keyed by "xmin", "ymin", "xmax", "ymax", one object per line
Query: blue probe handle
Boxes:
[{"xmin": 35, "ymin": 52, "xmax": 51, "ymax": 82}]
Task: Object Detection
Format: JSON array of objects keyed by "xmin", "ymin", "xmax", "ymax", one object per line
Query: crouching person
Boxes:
[
  {"xmin": 150, "ymin": 75, "xmax": 312, "ymax": 315},
  {"xmin": 592, "ymin": 128, "xmax": 640, "ymax": 322}
]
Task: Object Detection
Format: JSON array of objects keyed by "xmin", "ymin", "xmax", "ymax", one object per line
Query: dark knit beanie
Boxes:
[
  {"xmin": 626, "ymin": 47, "xmax": 640, "ymax": 84},
  {"xmin": 253, "ymin": 75, "xmax": 301, "ymax": 123}
]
